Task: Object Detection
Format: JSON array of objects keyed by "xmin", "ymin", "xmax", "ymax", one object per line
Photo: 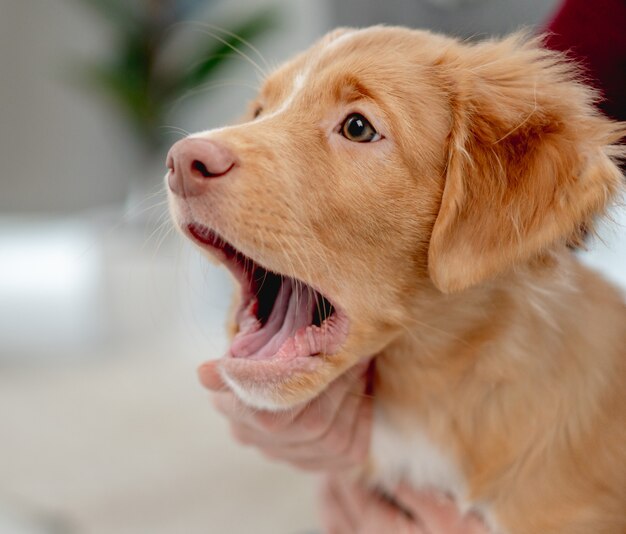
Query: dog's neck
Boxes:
[
  {"xmin": 375, "ymin": 246, "xmax": 619, "ymax": 414},
  {"xmin": 410, "ymin": 248, "xmax": 575, "ymax": 361}
]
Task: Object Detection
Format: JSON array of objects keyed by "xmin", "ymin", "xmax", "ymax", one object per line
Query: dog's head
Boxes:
[{"xmin": 167, "ymin": 27, "xmax": 624, "ymax": 409}]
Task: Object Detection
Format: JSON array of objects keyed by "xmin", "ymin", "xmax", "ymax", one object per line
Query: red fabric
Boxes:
[{"xmin": 543, "ymin": 0, "xmax": 626, "ymax": 122}]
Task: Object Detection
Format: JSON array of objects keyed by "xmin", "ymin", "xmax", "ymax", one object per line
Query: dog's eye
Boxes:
[
  {"xmin": 253, "ymin": 106, "xmax": 263, "ymax": 119},
  {"xmin": 341, "ymin": 113, "xmax": 380, "ymax": 142}
]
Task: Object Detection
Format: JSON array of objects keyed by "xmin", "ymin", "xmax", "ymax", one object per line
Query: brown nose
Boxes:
[{"xmin": 166, "ymin": 138, "xmax": 236, "ymax": 197}]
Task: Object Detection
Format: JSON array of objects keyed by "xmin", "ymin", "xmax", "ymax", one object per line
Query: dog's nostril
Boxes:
[{"xmin": 192, "ymin": 160, "xmax": 214, "ymax": 178}]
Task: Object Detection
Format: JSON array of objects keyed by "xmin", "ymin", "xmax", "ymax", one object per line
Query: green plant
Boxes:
[{"xmin": 71, "ymin": 0, "xmax": 276, "ymax": 153}]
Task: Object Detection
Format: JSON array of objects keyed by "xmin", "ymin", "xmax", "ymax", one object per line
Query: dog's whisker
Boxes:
[
  {"xmin": 185, "ymin": 26, "xmax": 268, "ymax": 78},
  {"xmin": 159, "ymin": 125, "xmax": 191, "ymax": 140},
  {"xmin": 187, "ymin": 21, "xmax": 272, "ymax": 72},
  {"xmin": 143, "ymin": 216, "xmax": 171, "ymax": 254},
  {"xmin": 153, "ymin": 225, "xmax": 175, "ymax": 259}
]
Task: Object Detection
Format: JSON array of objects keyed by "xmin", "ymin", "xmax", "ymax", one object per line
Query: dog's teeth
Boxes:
[{"xmin": 240, "ymin": 314, "xmax": 260, "ymax": 333}]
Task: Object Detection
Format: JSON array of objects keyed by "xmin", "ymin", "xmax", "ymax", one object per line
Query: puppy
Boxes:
[{"xmin": 167, "ymin": 27, "xmax": 626, "ymax": 533}]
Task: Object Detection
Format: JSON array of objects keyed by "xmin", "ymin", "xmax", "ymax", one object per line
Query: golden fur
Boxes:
[{"xmin": 169, "ymin": 27, "xmax": 626, "ymax": 533}]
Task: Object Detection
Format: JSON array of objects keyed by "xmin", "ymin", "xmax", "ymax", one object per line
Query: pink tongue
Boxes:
[{"xmin": 231, "ymin": 278, "xmax": 314, "ymax": 360}]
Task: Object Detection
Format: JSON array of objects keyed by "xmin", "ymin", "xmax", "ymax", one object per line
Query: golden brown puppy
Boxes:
[{"xmin": 167, "ymin": 27, "xmax": 626, "ymax": 533}]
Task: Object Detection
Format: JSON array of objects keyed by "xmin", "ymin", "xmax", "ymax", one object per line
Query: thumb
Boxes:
[{"xmin": 197, "ymin": 360, "xmax": 228, "ymax": 391}]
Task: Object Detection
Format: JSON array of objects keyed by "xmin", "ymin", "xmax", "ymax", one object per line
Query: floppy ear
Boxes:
[{"xmin": 428, "ymin": 34, "xmax": 625, "ymax": 293}]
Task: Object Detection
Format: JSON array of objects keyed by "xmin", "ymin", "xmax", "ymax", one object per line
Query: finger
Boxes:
[
  {"xmin": 212, "ymin": 390, "xmax": 244, "ymax": 419},
  {"xmin": 212, "ymin": 391, "xmax": 302, "ymax": 439},
  {"xmin": 395, "ymin": 486, "xmax": 456, "ymax": 530},
  {"xmin": 272, "ymin": 453, "xmax": 360, "ymax": 472},
  {"xmin": 259, "ymin": 379, "xmax": 368, "ymax": 462},
  {"xmin": 341, "ymin": 477, "xmax": 372, "ymax": 525},
  {"xmin": 215, "ymin": 397, "xmax": 324, "ymax": 454},
  {"xmin": 197, "ymin": 360, "xmax": 227, "ymax": 391},
  {"xmin": 211, "ymin": 390, "xmax": 299, "ymax": 435},
  {"xmin": 250, "ymin": 364, "xmax": 373, "ymax": 470},
  {"xmin": 212, "ymin": 391, "xmax": 268, "ymax": 428},
  {"xmin": 349, "ymin": 482, "xmax": 424, "ymax": 534},
  {"xmin": 342, "ymin": 391, "xmax": 374, "ymax": 465},
  {"xmin": 226, "ymin": 419, "xmax": 349, "ymax": 459},
  {"xmin": 394, "ymin": 485, "xmax": 488, "ymax": 534},
  {"xmin": 319, "ymin": 476, "xmax": 359, "ymax": 534},
  {"xmin": 233, "ymin": 359, "xmax": 369, "ymax": 444},
  {"xmin": 320, "ymin": 477, "xmax": 426, "ymax": 534},
  {"xmin": 359, "ymin": 507, "xmax": 423, "ymax": 534},
  {"xmin": 319, "ymin": 381, "xmax": 369, "ymax": 455},
  {"xmin": 284, "ymin": 359, "xmax": 370, "ymax": 443},
  {"xmin": 464, "ymin": 513, "xmax": 489, "ymax": 534}
]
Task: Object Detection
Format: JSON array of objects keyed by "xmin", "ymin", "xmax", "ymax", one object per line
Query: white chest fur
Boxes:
[
  {"xmin": 370, "ymin": 407, "xmax": 502, "ymax": 532},
  {"xmin": 370, "ymin": 405, "xmax": 468, "ymax": 501}
]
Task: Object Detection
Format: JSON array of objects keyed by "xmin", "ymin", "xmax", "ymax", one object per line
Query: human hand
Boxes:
[
  {"xmin": 320, "ymin": 475, "xmax": 488, "ymax": 534},
  {"xmin": 197, "ymin": 359, "xmax": 373, "ymax": 471}
]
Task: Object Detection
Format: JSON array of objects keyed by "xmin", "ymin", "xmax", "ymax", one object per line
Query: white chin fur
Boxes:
[{"xmin": 219, "ymin": 367, "xmax": 306, "ymax": 411}]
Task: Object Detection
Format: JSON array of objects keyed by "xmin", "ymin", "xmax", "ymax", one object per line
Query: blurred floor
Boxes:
[
  {"xmin": 0, "ymin": 207, "xmax": 318, "ymax": 534},
  {"xmin": 0, "ymin": 203, "xmax": 623, "ymax": 534},
  {"xmin": 0, "ymin": 341, "xmax": 319, "ymax": 534}
]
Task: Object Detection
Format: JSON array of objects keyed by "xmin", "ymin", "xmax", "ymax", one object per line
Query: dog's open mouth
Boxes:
[{"xmin": 187, "ymin": 223, "xmax": 349, "ymax": 362}]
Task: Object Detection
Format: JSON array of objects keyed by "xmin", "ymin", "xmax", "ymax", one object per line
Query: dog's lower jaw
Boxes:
[
  {"xmin": 218, "ymin": 358, "xmax": 324, "ymax": 411},
  {"xmin": 219, "ymin": 371, "xmax": 289, "ymax": 411},
  {"xmin": 217, "ymin": 349, "xmax": 359, "ymax": 411}
]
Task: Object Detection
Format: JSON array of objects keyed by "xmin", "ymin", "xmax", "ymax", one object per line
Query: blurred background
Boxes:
[{"xmin": 0, "ymin": 0, "xmax": 623, "ymax": 533}]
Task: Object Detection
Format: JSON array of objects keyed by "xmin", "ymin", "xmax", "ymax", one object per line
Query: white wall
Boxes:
[{"xmin": 0, "ymin": 0, "xmax": 138, "ymax": 213}]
